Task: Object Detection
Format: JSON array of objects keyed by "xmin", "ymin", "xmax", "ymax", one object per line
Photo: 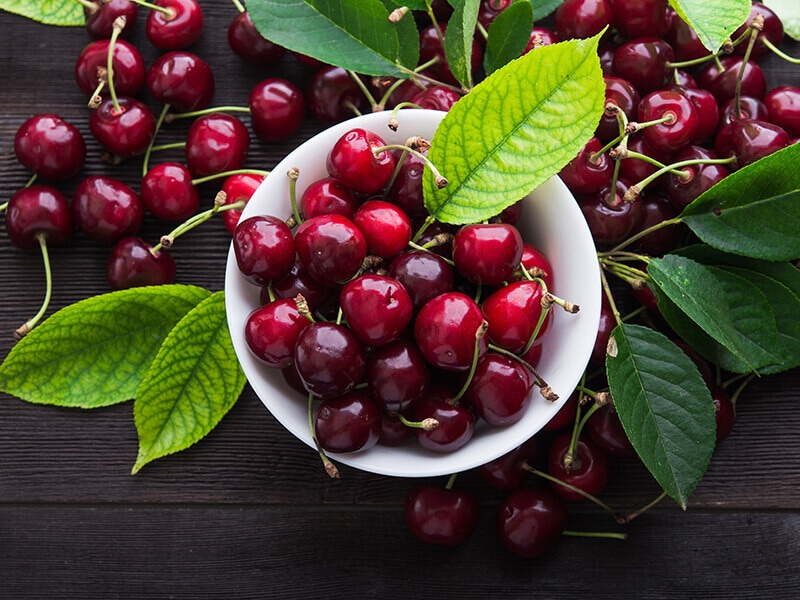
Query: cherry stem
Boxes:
[
  {"xmin": 129, "ymin": 0, "xmax": 173, "ymax": 16},
  {"xmin": 383, "ymin": 148, "xmax": 409, "ymax": 195},
  {"xmin": 520, "ymin": 278, "xmax": 551, "ymax": 356},
  {"xmin": 664, "ymin": 29, "xmax": 749, "ymax": 70},
  {"xmin": 598, "ymin": 257, "xmax": 650, "ymax": 285},
  {"xmin": 0, "ymin": 201, "xmax": 8, "ymax": 213},
  {"xmin": 14, "ymin": 233, "xmax": 52, "ymax": 341},
  {"xmin": 734, "ymin": 16, "xmax": 762, "ymax": 117},
  {"xmin": 397, "ymin": 412, "xmax": 440, "ymax": 431},
  {"xmin": 106, "ymin": 16, "xmax": 126, "ymax": 114},
  {"xmin": 411, "ymin": 214, "xmax": 435, "ymax": 243},
  {"xmin": 142, "ymin": 103, "xmax": 171, "ymax": 176},
  {"xmin": 524, "ymin": 464, "xmax": 622, "ymax": 520},
  {"xmin": 722, "ymin": 372, "xmax": 754, "ymax": 411},
  {"xmin": 25, "ymin": 173, "xmax": 38, "ymax": 188},
  {"xmin": 165, "ymin": 106, "xmax": 251, "ymax": 123},
  {"xmin": 191, "ymin": 168, "xmax": 270, "ymax": 187},
  {"xmin": 625, "ymin": 156, "xmax": 736, "ymax": 202},
  {"xmin": 607, "ymin": 216, "xmax": 683, "ymax": 253},
  {"xmin": 230, "ymin": 0, "xmax": 246, "ymax": 13},
  {"xmin": 599, "ymin": 267, "xmax": 624, "ymax": 328},
  {"xmin": 627, "ymin": 113, "xmax": 674, "ymax": 134},
  {"xmin": 562, "ymin": 530, "xmax": 628, "ymax": 541},
  {"xmin": 396, "ymin": 63, "xmax": 465, "ymax": 95},
  {"xmin": 450, "ymin": 320, "xmax": 488, "ymax": 405},
  {"xmin": 307, "ymin": 393, "xmax": 340, "ymax": 479},
  {"xmin": 286, "ymin": 167, "xmax": 303, "ymax": 226},
  {"xmin": 406, "ymin": 239, "xmax": 456, "ymax": 266},
  {"xmin": 591, "ymin": 132, "xmax": 626, "ymax": 163},
  {"xmin": 346, "ymin": 69, "xmax": 378, "ymax": 109},
  {"xmin": 151, "ymin": 194, "xmax": 246, "ymax": 254},
  {"xmin": 488, "ymin": 343, "xmax": 557, "ymax": 401},
  {"xmin": 371, "ymin": 142, "xmax": 447, "ymax": 188},
  {"xmin": 761, "ymin": 36, "xmax": 800, "ymax": 64},
  {"xmin": 73, "ymin": 0, "xmax": 99, "ymax": 11},
  {"xmin": 444, "ymin": 472, "xmax": 458, "ymax": 491},
  {"xmin": 616, "ymin": 491, "xmax": 668, "ymax": 524}
]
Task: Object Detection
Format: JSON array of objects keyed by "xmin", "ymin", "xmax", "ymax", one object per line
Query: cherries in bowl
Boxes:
[{"xmin": 224, "ymin": 109, "xmax": 601, "ymax": 478}]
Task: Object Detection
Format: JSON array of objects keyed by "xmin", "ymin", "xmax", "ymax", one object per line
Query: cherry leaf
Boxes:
[
  {"xmin": 132, "ymin": 292, "xmax": 246, "ymax": 474},
  {"xmin": 606, "ymin": 323, "xmax": 716, "ymax": 510},
  {"xmin": 484, "ymin": 0, "xmax": 534, "ymax": 75},
  {"xmin": 532, "ymin": 0, "xmax": 564, "ymax": 18},
  {"xmin": 247, "ymin": 0, "xmax": 416, "ymax": 76},
  {"xmin": 443, "ymin": 0, "xmax": 480, "ymax": 89},
  {"xmin": 423, "ymin": 33, "xmax": 605, "ymax": 224},
  {"xmin": 0, "ymin": 0, "xmax": 84, "ymax": 26},
  {"xmin": 763, "ymin": 0, "xmax": 800, "ymax": 41},
  {"xmin": 678, "ymin": 142, "xmax": 800, "ymax": 261},
  {"xmin": 0, "ymin": 286, "xmax": 211, "ymax": 408},
  {"xmin": 668, "ymin": 0, "xmax": 751, "ymax": 52}
]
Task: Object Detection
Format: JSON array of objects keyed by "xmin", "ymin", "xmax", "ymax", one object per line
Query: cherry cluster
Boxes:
[{"xmin": 232, "ymin": 124, "xmax": 569, "ymax": 469}]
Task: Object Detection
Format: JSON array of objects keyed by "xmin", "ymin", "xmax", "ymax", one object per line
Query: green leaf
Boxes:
[
  {"xmin": 247, "ymin": 0, "xmax": 415, "ymax": 76},
  {"xmin": 0, "ymin": 286, "xmax": 211, "ymax": 408},
  {"xmin": 668, "ymin": 0, "xmax": 751, "ymax": 52},
  {"xmin": 763, "ymin": 0, "xmax": 800, "ymax": 41},
  {"xmin": 484, "ymin": 0, "xmax": 534, "ymax": 75},
  {"xmin": 422, "ymin": 33, "xmax": 605, "ymax": 224},
  {"xmin": 0, "ymin": 0, "xmax": 84, "ymax": 26},
  {"xmin": 443, "ymin": 0, "xmax": 480, "ymax": 89},
  {"xmin": 648, "ymin": 255, "xmax": 782, "ymax": 373},
  {"xmin": 132, "ymin": 292, "xmax": 246, "ymax": 474},
  {"xmin": 381, "ymin": 0, "xmax": 420, "ymax": 70},
  {"xmin": 606, "ymin": 323, "xmax": 716, "ymax": 510},
  {"xmin": 678, "ymin": 143, "xmax": 800, "ymax": 261},
  {"xmin": 532, "ymin": 0, "xmax": 563, "ymax": 18}
]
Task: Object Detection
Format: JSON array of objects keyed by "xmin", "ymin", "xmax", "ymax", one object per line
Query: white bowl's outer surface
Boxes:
[{"xmin": 225, "ymin": 109, "xmax": 601, "ymax": 478}]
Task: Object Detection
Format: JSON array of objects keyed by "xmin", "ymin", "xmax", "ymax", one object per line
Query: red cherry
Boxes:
[
  {"xmin": 554, "ymin": 0, "xmax": 615, "ymax": 40},
  {"xmin": 233, "ymin": 215, "xmax": 296, "ymax": 286},
  {"xmin": 314, "ymin": 390, "xmax": 381, "ymax": 453},
  {"xmin": 482, "ymin": 280, "xmax": 551, "ymax": 353},
  {"xmin": 452, "ymin": 223, "xmax": 523, "ymax": 286},
  {"xmin": 249, "ymin": 78, "xmax": 306, "ymax": 142},
  {"xmin": 244, "ymin": 298, "xmax": 311, "ymax": 368},
  {"xmin": 145, "ymin": 0, "xmax": 203, "ymax": 50},
  {"xmin": 305, "ymin": 66, "xmax": 370, "ymax": 123},
  {"xmin": 185, "ymin": 113, "xmax": 249, "ymax": 177},
  {"xmin": 366, "ymin": 339, "xmax": 430, "ymax": 413},
  {"xmin": 612, "ymin": 37, "xmax": 674, "ymax": 95},
  {"xmin": 72, "ymin": 175, "xmax": 144, "ymax": 244},
  {"xmin": 404, "ymin": 484, "xmax": 479, "ymax": 547},
  {"xmin": 14, "ymin": 114, "xmax": 86, "ymax": 181},
  {"xmin": 5, "ymin": 185, "xmax": 73, "ymax": 250},
  {"xmin": 146, "ymin": 51, "xmax": 214, "ymax": 113},
  {"xmin": 89, "ymin": 96, "xmax": 156, "ymax": 160},
  {"xmin": 85, "ymin": 0, "xmax": 138, "ymax": 38},
  {"xmin": 74, "ymin": 38, "xmax": 146, "ymax": 99},
  {"xmin": 106, "ymin": 236, "xmax": 175, "ymax": 290},
  {"xmin": 294, "ymin": 214, "xmax": 368, "ymax": 287},
  {"xmin": 300, "ymin": 177, "xmax": 359, "ymax": 220},
  {"xmin": 293, "ymin": 322, "xmax": 366, "ymax": 398},
  {"xmin": 765, "ymin": 86, "xmax": 800, "ymax": 138},
  {"xmin": 227, "ymin": 10, "xmax": 285, "ymax": 65},
  {"xmin": 547, "ymin": 432, "xmax": 610, "ymax": 502},
  {"xmin": 339, "ymin": 274, "xmax": 413, "ymax": 348},
  {"xmin": 558, "ymin": 136, "xmax": 614, "ymax": 194},
  {"xmin": 326, "ymin": 128, "xmax": 395, "ymax": 194},
  {"xmin": 220, "ymin": 173, "xmax": 265, "ymax": 235},
  {"xmin": 697, "ymin": 56, "xmax": 767, "ymax": 104},
  {"xmin": 637, "ymin": 88, "xmax": 699, "ymax": 154},
  {"xmin": 140, "ymin": 162, "xmax": 199, "ymax": 221},
  {"xmin": 352, "ymin": 199, "xmax": 412, "ymax": 260},
  {"xmin": 464, "ymin": 352, "xmax": 534, "ymax": 426},
  {"xmin": 497, "ymin": 487, "xmax": 568, "ymax": 558}
]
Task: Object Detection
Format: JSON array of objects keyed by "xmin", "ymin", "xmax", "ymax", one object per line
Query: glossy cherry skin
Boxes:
[
  {"xmin": 465, "ymin": 353, "xmax": 534, "ymax": 426},
  {"xmin": 300, "ymin": 177, "xmax": 359, "ymax": 220},
  {"xmin": 306, "ymin": 66, "xmax": 370, "ymax": 123},
  {"xmin": 666, "ymin": 8, "xmax": 707, "ymax": 62},
  {"xmin": 516, "ymin": 242, "xmax": 554, "ymax": 287},
  {"xmin": 145, "ymin": 0, "xmax": 203, "ymax": 50},
  {"xmin": 220, "ymin": 173, "xmax": 265, "ymax": 235},
  {"xmin": 89, "ymin": 96, "xmax": 156, "ymax": 160},
  {"xmin": 482, "ymin": 280, "xmax": 550, "ymax": 353},
  {"xmin": 674, "ymin": 85, "xmax": 719, "ymax": 144},
  {"xmin": 554, "ymin": 0, "xmax": 615, "ymax": 40},
  {"xmin": 665, "ymin": 145, "xmax": 730, "ymax": 209},
  {"xmin": 227, "ymin": 10, "xmax": 285, "ymax": 65},
  {"xmin": 418, "ymin": 23, "xmax": 482, "ymax": 87},
  {"xmin": 612, "ymin": 37, "xmax": 674, "ymax": 95},
  {"xmin": 326, "ymin": 128, "xmax": 395, "ymax": 194},
  {"xmin": 294, "ymin": 322, "xmax": 366, "ymax": 398},
  {"xmin": 586, "ymin": 403, "xmax": 635, "ymax": 457},
  {"xmin": 388, "ymin": 150, "xmax": 427, "ymax": 219},
  {"xmin": 378, "ymin": 411, "xmax": 414, "ymax": 447},
  {"xmin": 543, "ymin": 390, "xmax": 580, "ymax": 432},
  {"xmin": 413, "ymin": 399, "xmax": 476, "ymax": 453},
  {"xmin": 732, "ymin": 2, "xmax": 784, "ymax": 60},
  {"xmin": 388, "ymin": 250, "xmax": 454, "ymax": 312},
  {"xmin": 637, "ymin": 88, "xmax": 699, "ymax": 154},
  {"xmin": 140, "ymin": 162, "xmax": 199, "ymax": 222},
  {"xmin": 591, "ymin": 295, "xmax": 616, "ymax": 365},
  {"xmin": 578, "ymin": 180, "xmax": 643, "ymax": 248},
  {"xmin": 523, "ymin": 27, "xmax": 560, "ymax": 54},
  {"xmin": 106, "ymin": 236, "xmax": 175, "ymax": 290},
  {"xmin": 411, "ymin": 86, "xmax": 463, "ymax": 111},
  {"xmin": 85, "ymin": 0, "xmax": 138, "ymax": 38},
  {"xmin": 72, "ymin": 175, "xmax": 144, "ymax": 244},
  {"xmin": 366, "ymin": 339, "xmax": 430, "ymax": 413},
  {"xmin": 608, "ymin": 0, "xmax": 669, "ymax": 39},
  {"xmin": 697, "ymin": 56, "xmax": 767, "ymax": 104},
  {"xmin": 596, "ymin": 77, "xmax": 641, "ymax": 143},
  {"xmin": 498, "ymin": 487, "xmax": 568, "ymax": 558},
  {"xmin": 339, "ymin": 274, "xmax": 413, "ymax": 348},
  {"xmin": 269, "ymin": 258, "xmax": 331, "ymax": 314},
  {"xmin": 74, "ymin": 38, "xmax": 146, "ymax": 98},
  {"xmin": 14, "ymin": 114, "xmax": 86, "ymax": 181},
  {"xmin": 477, "ymin": 0, "xmax": 513, "ymax": 28},
  {"xmin": 414, "ymin": 291, "xmax": 489, "ymax": 371},
  {"xmin": 478, "ymin": 437, "xmax": 539, "ymax": 490},
  {"xmin": 404, "ymin": 484, "xmax": 479, "ymax": 547},
  {"xmin": 617, "ymin": 134, "xmax": 671, "ymax": 186},
  {"xmin": 185, "ymin": 113, "xmax": 249, "ymax": 177},
  {"xmin": 452, "ymin": 223, "xmax": 523, "ymax": 286},
  {"xmin": 352, "ymin": 199, "xmax": 412, "ymax": 260},
  {"xmin": 245, "ymin": 298, "xmax": 310, "ymax": 368},
  {"xmin": 315, "ymin": 390, "xmax": 381, "ymax": 453},
  {"xmin": 294, "ymin": 214, "xmax": 368, "ymax": 287},
  {"xmin": 5, "ymin": 185, "xmax": 73, "ymax": 250},
  {"xmin": 547, "ymin": 432, "xmax": 610, "ymax": 502},
  {"xmin": 558, "ymin": 136, "xmax": 614, "ymax": 194},
  {"xmin": 632, "ymin": 192, "xmax": 682, "ymax": 257},
  {"xmin": 146, "ymin": 51, "xmax": 214, "ymax": 113},
  {"xmin": 249, "ymin": 78, "xmax": 306, "ymax": 142},
  {"xmin": 233, "ymin": 215, "xmax": 295, "ymax": 286},
  {"xmin": 765, "ymin": 86, "xmax": 800, "ymax": 138},
  {"xmin": 717, "ymin": 96, "xmax": 769, "ymax": 135},
  {"xmin": 719, "ymin": 119, "xmax": 790, "ymax": 169}
]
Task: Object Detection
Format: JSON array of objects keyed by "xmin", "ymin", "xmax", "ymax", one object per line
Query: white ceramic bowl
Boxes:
[{"xmin": 225, "ymin": 109, "xmax": 601, "ymax": 478}]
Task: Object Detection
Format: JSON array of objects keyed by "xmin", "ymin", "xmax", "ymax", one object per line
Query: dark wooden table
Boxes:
[{"xmin": 1, "ymin": 3, "xmax": 799, "ymax": 598}]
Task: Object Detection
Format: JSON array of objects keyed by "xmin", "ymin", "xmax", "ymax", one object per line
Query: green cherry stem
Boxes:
[
  {"xmin": 397, "ymin": 412, "xmax": 440, "ymax": 431},
  {"xmin": 129, "ymin": 0, "xmax": 173, "ymax": 16},
  {"xmin": 616, "ymin": 491, "xmax": 668, "ymax": 524},
  {"xmin": 761, "ymin": 36, "xmax": 800, "ymax": 64},
  {"xmin": 307, "ymin": 392, "xmax": 340, "ymax": 479},
  {"xmin": 523, "ymin": 464, "xmax": 622, "ymax": 520},
  {"xmin": 14, "ymin": 233, "xmax": 52, "ymax": 340},
  {"xmin": 286, "ymin": 167, "xmax": 303, "ymax": 226},
  {"xmin": 488, "ymin": 343, "xmax": 558, "ymax": 401},
  {"xmin": 105, "ymin": 16, "xmax": 126, "ymax": 114},
  {"xmin": 0, "ymin": 201, "xmax": 8, "ymax": 213},
  {"xmin": 450, "ymin": 320, "xmax": 488, "ymax": 405},
  {"xmin": 562, "ymin": 530, "xmax": 628, "ymax": 540},
  {"xmin": 734, "ymin": 14, "xmax": 763, "ymax": 117},
  {"xmin": 164, "ymin": 106, "xmax": 251, "ymax": 123},
  {"xmin": 624, "ymin": 156, "xmax": 737, "ymax": 202},
  {"xmin": 230, "ymin": 0, "xmax": 246, "ymax": 13},
  {"xmin": 142, "ymin": 103, "xmax": 172, "ymax": 177},
  {"xmin": 371, "ymin": 142, "xmax": 448, "ymax": 188},
  {"xmin": 72, "ymin": 0, "xmax": 98, "ymax": 11}
]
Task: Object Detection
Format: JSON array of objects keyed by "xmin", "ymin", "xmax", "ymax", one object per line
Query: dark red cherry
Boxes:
[
  {"xmin": 547, "ymin": 431, "xmax": 610, "ymax": 502},
  {"xmin": 249, "ymin": 78, "xmax": 306, "ymax": 142},
  {"xmin": 233, "ymin": 215, "xmax": 296, "ymax": 286},
  {"xmin": 146, "ymin": 50, "xmax": 214, "ymax": 113},
  {"xmin": 410, "ymin": 86, "xmax": 463, "ymax": 111},
  {"xmin": 339, "ymin": 274, "xmax": 413, "ymax": 348},
  {"xmin": 637, "ymin": 88, "xmax": 699, "ymax": 154},
  {"xmin": 554, "ymin": 0, "xmax": 615, "ymax": 40},
  {"xmin": 269, "ymin": 258, "xmax": 331, "ymax": 314},
  {"xmin": 665, "ymin": 145, "xmax": 730, "ymax": 209},
  {"xmin": 591, "ymin": 295, "xmax": 616, "ymax": 365},
  {"xmin": 366, "ymin": 339, "xmax": 430, "ymax": 413},
  {"xmin": 14, "ymin": 114, "xmax": 86, "ymax": 181},
  {"xmin": 722, "ymin": 118, "xmax": 790, "ymax": 169},
  {"xmin": 245, "ymin": 298, "xmax": 310, "ymax": 368},
  {"xmin": 300, "ymin": 177, "xmax": 359, "ymax": 220},
  {"xmin": 5, "ymin": 185, "xmax": 73, "ymax": 250},
  {"xmin": 185, "ymin": 113, "xmax": 249, "ymax": 177},
  {"xmin": 352, "ymin": 199, "xmax": 412, "ymax": 260},
  {"xmin": 523, "ymin": 27, "xmax": 560, "ymax": 54},
  {"xmin": 85, "ymin": 0, "xmax": 138, "ymax": 38},
  {"xmin": 227, "ymin": 10, "xmax": 285, "ymax": 65},
  {"xmin": 711, "ymin": 385, "xmax": 735, "ymax": 443},
  {"xmin": 617, "ymin": 134, "xmax": 671, "ymax": 186},
  {"xmin": 477, "ymin": 437, "xmax": 539, "ymax": 490},
  {"xmin": 452, "ymin": 223, "xmax": 523, "ymax": 286},
  {"xmin": 72, "ymin": 175, "xmax": 144, "ymax": 244},
  {"xmin": 404, "ymin": 484, "xmax": 479, "ymax": 547},
  {"xmin": 294, "ymin": 322, "xmax": 366, "ymax": 398},
  {"xmin": 465, "ymin": 352, "xmax": 534, "ymax": 426},
  {"xmin": 326, "ymin": 128, "xmax": 395, "ymax": 194},
  {"xmin": 106, "ymin": 236, "xmax": 175, "ymax": 290},
  {"xmin": 608, "ymin": 0, "xmax": 669, "ymax": 38},
  {"xmin": 378, "ymin": 411, "xmax": 414, "ymax": 447},
  {"xmin": 89, "ymin": 96, "xmax": 156, "ymax": 160},
  {"xmin": 387, "ymin": 150, "xmax": 427, "ymax": 219},
  {"xmin": 697, "ymin": 56, "xmax": 767, "ymax": 104},
  {"xmin": 388, "ymin": 250, "xmax": 454, "ymax": 312},
  {"xmin": 220, "ymin": 172, "xmax": 265, "ymax": 235},
  {"xmin": 632, "ymin": 192, "xmax": 682, "ymax": 257},
  {"xmin": 482, "ymin": 280, "xmax": 551, "ymax": 353},
  {"xmin": 306, "ymin": 66, "xmax": 370, "ymax": 123},
  {"xmin": 315, "ymin": 390, "xmax": 381, "ymax": 453},
  {"xmin": 717, "ymin": 96, "xmax": 768, "ymax": 133},
  {"xmin": 732, "ymin": 2, "xmax": 784, "ymax": 60},
  {"xmin": 516, "ymin": 242, "xmax": 554, "ymax": 287},
  {"xmin": 596, "ymin": 76, "xmax": 641, "ymax": 143},
  {"xmin": 612, "ymin": 37, "xmax": 674, "ymax": 95},
  {"xmin": 294, "ymin": 214, "xmax": 367, "ymax": 287},
  {"xmin": 414, "ymin": 399, "xmax": 476, "ymax": 452},
  {"xmin": 765, "ymin": 86, "xmax": 800, "ymax": 138},
  {"xmin": 558, "ymin": 136, "xmax": 614, "ymax": 194},
  {"xmin": 145, "ymin": 0, "xmax": 203, "ymax": 50},
  {"xmin": 477, "ymin": 0, "xmax": 513, "ymax": 28},
  {"xmin": 586, "ymin": 403, "xmax": 635, "ymax": 457},
  {"xmin": 543, "ymin": 389, "xmax": 580, "ymax": 431},
  {"xmin": 497, "ymin": 487, "xmax": 567, "ymax": 558},
  {"xmin": 74, "ymin": 38, "xmax": 146, "ymax": 98},
  {"xmin": 673, "ymin": 85, "xmax": 719, "ymax": 144},
  {"xmin": 140, "ymin": 162, "xmax": 199, "ymax": 222},
  {"xmin": 578, "ymin": 179, "xmax": 643, "ymax": 248},
  {"xmin": 666, "ymin": 9, "xmax": 707, "ymax": 62},
  {"xmin": 418, "ymin": 23, "xmax": 483, "ymax": 87}
]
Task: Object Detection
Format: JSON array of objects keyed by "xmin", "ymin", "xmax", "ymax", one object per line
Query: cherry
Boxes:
[
  {"xmin": 378, "ymin": 411, "xmax": 414, "ymax": 447},
  {"xmin": 269, "ymin": 258, "xmax": 331, "ymax": 315},
  {"xmin": 374, "ymin": 77, "xmax": 430, "ymax": 110},
  {"xmin": 547, "ymin": 431, "xmax": 610, "ymax": 502},
  {"xmin": 233, "ymin": 215, "xmax": 295, "ymax": 286},
  {"xmin": 300, "ymin": 177, "xmax": 359, "ymax": 220},
  {"xmin": 72, "ymin": 175, "xmax": 144, "ymax": 244},
  {"xmin": 632, "ymin": 192, "xmax": 682, "ymax": 257},
  {"xmin": 387, "ymin": 150, "xmax": 427, "ymax": 219},
  {"xmin": 711, "ymin": 385, "xmax": 735, "ymax": 443},
  {"xmin": 245, "ymin": 298, "xmax": 311, "ymax": 369},
  {"xmin": 305, "ymin": 66, "xmax": 370, "ymax": 123},
  {"xmin": 413, "ymin": 291, "xmax": 488, "ymax": 371},
  {"xmin": 591, "ymin": 295, "xmax": 616, "ymax": 365},
  {"xmin": 294, "ymin": 322, "xmax": 366, "ymax": 398},
  {"xmin": 414, "ymin": 219, "xmax": 457, "ymax": 260},
  {"xmin": 543, "ymin": 389, "xmax": 580, "ymax": 432},
  {"xmin": 732, "ymin": 2, "xmax": 784, "ymax": 60},
  {"xmin": 586, "ymin": 403, "xmax": 635, "ymax": 457},
  {"xmin": 608, "ymin": 0, "xmax": 669, "ymax": 39},
  {"xmin": 410, "ymin": 86, "xmax": 463, "ymax": 111},
  {"xmin": 523, "ymin": 27, "xmax": 560, "ymax": 54},
  {"xmin": 366, "ymin": 339, "xmax": 430, "ymax": 413},
  {"xmin": 74, "ymin": 38, "xmax": 146, "ymax": 99},
  {"xmin": 89, "ymin": 96, "xmax": 156, "ymax": 160},
  {"xmin": 666, "ymin": 9, "xmax": 707, "ymax": 62},
  {"xmin": 765, "ymin": 86, "xmax": 800, "ymax": 138},
  {"xmin": 5, "ymin": 185, "xmax": 73, "ymax": 250},
  {"xmin": 617, "ymin": 134, "xmax": 671, "ymax": 186},
  {"xmin": 612, "ymin": 37, "xmax": 674, "ymax": 95},
  {"xmin": 294, "ymin": 214, "xmax": 367, "ymax": 287},
  {"xmin": 146, "ymin": 50, "xmax": 214, "ymax": 113},
  {"xmin": 418, "ymin": 23, "xmax": 483, "ymax": 87},
  {"xmin": 482, "ymin": 280, "xmax": 551, "ymax": 353},
  {"xmin": 352, "ymin": 199, "xmax": 412, "ymax": 260},
  {"xmin": 497, "ymin": 487, "xmax": 568, "ymax": 558},
  {"xmin": 219, "ymin": 172, "xmax": 265, "ymax": 235},
  {"xmin": 637, "ymin": 88, "xmax": 699, "ymax": 154},
  {"xmin": 452, "ymin": 223, "xmax": 523, "ymax": 286},
  {"xmin": 388, "ymin": 250, "xmax": 454, "ymax": 312},
  {"xmin": 249, "ymin": 78, "xmax": 306, "ymax": 142},
  {"xmin": 227, "ymin": 10, "xmax": 285, "ymax": 65},
  {"xmin": 326, "ymin": 128, "xmax": 395, "ymax": 195},
  {"xmin": 558, "ymin": 136, "xmax": 614, "ymax": 194},
  {"xmin": 596, "ymin": 76, "xmax": 641, "ymax": 143},
  {"xmin": 720, "ymin": 118, "xmax": 790, "ymax": 169},
  {"xmin": 717, "ymin": 95, "xmax": 768, "ymax": 134},
  {"xmin": 465, "ymin": 352, "xmax": 534, "ymax": 426},
  {"xmin": 413, "ymin": 399, "xmax": 476, "ymax": 452},
  {"xmin": 516, "ymin": 242, "xmax": 554, "ymax": 287},
  {"xmin": 674, "ymin": 85, "xmax": 720, "ymax": 144},
  {"xmin": 314, "ymin": 390, "xmax": 381, "ymax": 453},
  {"xmin": 554, "ymin": 0, "xmax": 615, "ymax": 41},
  {"xmin": 140, "ymin": 162, "xmax": 199, "ymax": 222},
  {"xmin": 145, "ymin": 0, "xmax": 203, "ymax": 50},
  {"xmin": 477, "ymin": 437, "xmax": 539, "ymax": 490},
  {"xmin": 696, "ymin": 56, "xmax": 767, "ymax": 104},
  {"xmin": 14, "ymin": 114, "xmax": 86, "ymax": 181},
  {"xmin": 477, "ymin": 0, "xmax": 513, "ymax": 28},
  {"xmin": 185, "ymin": 113, "xmax": 249, "ymax": 177},
  {"xmin": 106, "ymin": 236, "xmax": 176, "ymax": 290},
  {"xmin": 578, "ymin": 180, "xmax": 643, "ymax": 249},
  {"xmin": 404, "ymin": 484, "xmax": 479, "ymax": 547},
  {"xmin": 339, "ymin": 274, "xmax": 413, "ymax": 348},
  {"xmin": 85, "ymin": 0, "xmax": 138, "ymax": 38},
  {"xmin": 664, "ymin": 145, "xmax": 730, "ymax": 209}
]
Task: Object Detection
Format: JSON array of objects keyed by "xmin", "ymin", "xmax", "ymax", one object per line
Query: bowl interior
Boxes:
[{"xmin": 225, "ymin": 109, "xmax": 601, "ymax": 478}]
